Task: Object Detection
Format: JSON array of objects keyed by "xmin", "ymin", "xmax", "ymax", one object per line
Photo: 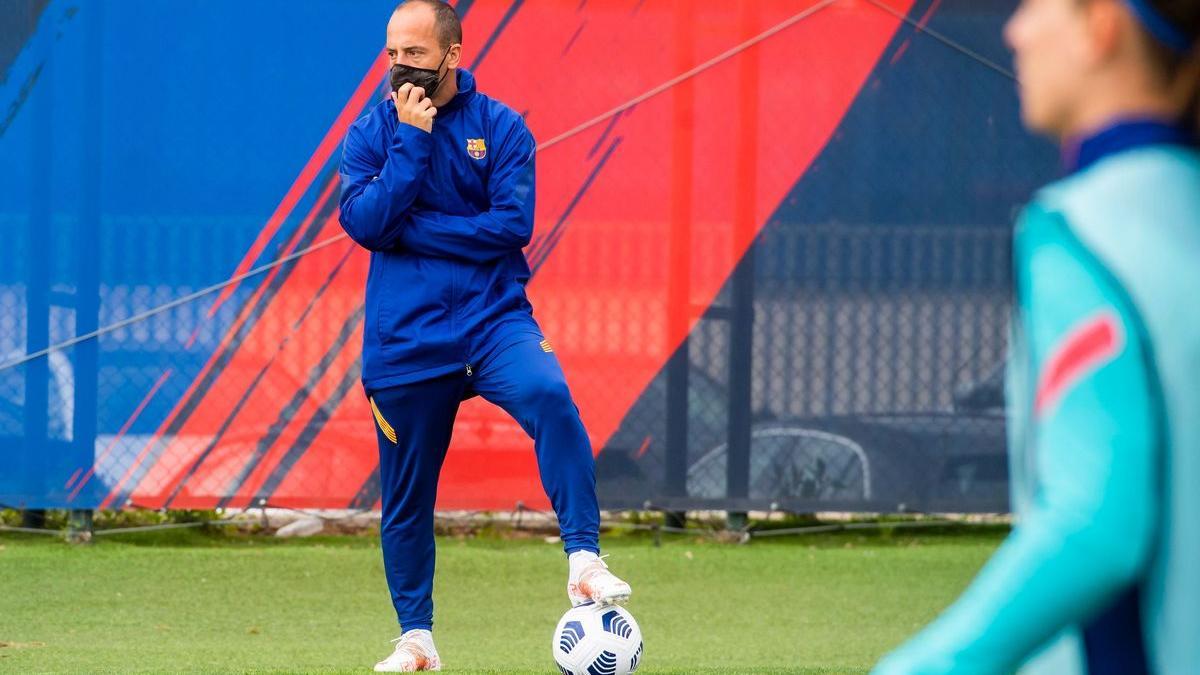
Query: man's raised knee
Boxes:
[{"xmin": 523, "ymin": 377, "xmax": 574, "ymax": 411}]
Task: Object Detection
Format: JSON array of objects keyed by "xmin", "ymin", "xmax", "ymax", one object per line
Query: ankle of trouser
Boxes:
[{"xmin": 566, "ymin": 545, "xmax": 600, "ymax": 555}]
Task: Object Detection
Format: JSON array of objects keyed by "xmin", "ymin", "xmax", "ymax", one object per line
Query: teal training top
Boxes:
[{"xmin": 874, "ymin": 126, "xmax": 1200, "ymax": 675}]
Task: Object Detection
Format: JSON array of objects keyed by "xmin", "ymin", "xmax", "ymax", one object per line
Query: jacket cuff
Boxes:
[{"xmin": 392, "ymin": 120, "xmax": 434, "ymax": 147}]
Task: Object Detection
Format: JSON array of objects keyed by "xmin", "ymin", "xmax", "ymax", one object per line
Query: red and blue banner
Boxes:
[{"xmin": 0, "ymin": 0, "xmax": 1056, "ymax": 512}]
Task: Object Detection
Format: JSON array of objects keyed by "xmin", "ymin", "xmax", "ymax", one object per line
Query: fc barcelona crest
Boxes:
[{"xmin": 466, "ymin": 138, "xmax": 487, "ymax": 160}]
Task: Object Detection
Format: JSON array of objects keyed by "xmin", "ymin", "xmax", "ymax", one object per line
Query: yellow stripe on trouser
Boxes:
[{"xmin": 370, "ymin": 397, "xmax": 397, "ymax": 444}]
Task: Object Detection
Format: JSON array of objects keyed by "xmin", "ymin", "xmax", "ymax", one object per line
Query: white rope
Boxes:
[
  {"xmin": 0, "ymin": 234, "xmax": 352, "ymax": 373},
  {"xmin": 863, "ymin": 0, "xmax": 1015, "ymax": 80}
]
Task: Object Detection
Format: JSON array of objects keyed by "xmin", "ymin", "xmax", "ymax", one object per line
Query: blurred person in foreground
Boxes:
[
  {"xmin": 875, "ymin": 0, "xmax": 1199, "ymax": 673},
  {"xmin": 337, "ymin": 1, "xmax": 630, "ymax": 671}
]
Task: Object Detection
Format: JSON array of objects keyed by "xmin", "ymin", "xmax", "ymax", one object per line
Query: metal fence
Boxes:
[
  {"xmin": 0, "ymin": 0, "xmax": 1057, "ymax": 514},
  {"xmin": 601, "ymin": 224, "xmax": 1013, "ymax": 513}
]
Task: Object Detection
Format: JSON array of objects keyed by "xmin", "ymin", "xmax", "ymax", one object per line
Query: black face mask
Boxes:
[{"xmin": 390, "ymin": 48, "xmax": 451, "ymax": 98}]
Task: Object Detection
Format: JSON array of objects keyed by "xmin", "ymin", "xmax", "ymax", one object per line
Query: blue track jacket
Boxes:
[{"xmin": 338, "ymin": 68, "xmax": 538, "ymax": 391}]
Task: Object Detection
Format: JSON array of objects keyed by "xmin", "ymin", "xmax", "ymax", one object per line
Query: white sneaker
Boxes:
[
  {"xmin": 567, "ymin": 552, "xmax": 632, "ymax": 607},
  {"xmin": 374, "ymin": 629, "xmax": 442, "ymax": 672}
]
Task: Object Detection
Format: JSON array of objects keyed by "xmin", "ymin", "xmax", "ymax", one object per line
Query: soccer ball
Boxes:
[{"xmin": 552, "ymin": 601, "xmax": 643, "ymax": 675}]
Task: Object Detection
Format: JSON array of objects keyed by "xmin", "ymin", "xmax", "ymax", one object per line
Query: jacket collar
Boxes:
[
  {"xmin": 1063, "ymin": 117, "xmax": 1195, "ymax": 175},
  {"xmin": 437, "ymin": 68, "xmax": 476, "ymax": 114}
]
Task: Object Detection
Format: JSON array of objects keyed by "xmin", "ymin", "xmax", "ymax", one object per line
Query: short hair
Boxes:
[{"xmin": 395, "ymin": 0, "xmax": 462, "ymax": 50}]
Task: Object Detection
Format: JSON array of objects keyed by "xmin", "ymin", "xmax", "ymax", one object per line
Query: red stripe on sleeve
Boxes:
[{"xmin": 1034, "ymin": 312, "xmax": 1123, "ymax": 417}]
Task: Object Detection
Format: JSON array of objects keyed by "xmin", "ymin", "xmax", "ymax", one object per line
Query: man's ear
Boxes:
[
  {"xmin": 447, "ymin": 44, "xmax": 463, "ymax": 70},
  {"xmin": 1082, "ymin": 0, "xmax": 1127, "ymax": 68}
]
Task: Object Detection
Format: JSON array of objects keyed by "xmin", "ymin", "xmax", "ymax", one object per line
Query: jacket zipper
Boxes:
[{"xmin": 449, "ymin": 261, "xmax": 472, "ymax": 378}]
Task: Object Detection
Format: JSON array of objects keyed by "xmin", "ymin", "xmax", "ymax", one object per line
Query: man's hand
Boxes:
[{"xmin": 392, "ymin": 83, "xmax": 437, "ymax": 133}]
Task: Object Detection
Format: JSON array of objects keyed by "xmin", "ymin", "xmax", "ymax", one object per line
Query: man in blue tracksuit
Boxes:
[{"xmin": 337, "ymin": 2, "xmax": 631, "ymax": 671}]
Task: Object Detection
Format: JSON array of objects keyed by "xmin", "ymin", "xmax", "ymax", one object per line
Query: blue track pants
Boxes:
[{"xmin": 366, "ymin": 332, "xmax": 600, "ymax": 631}]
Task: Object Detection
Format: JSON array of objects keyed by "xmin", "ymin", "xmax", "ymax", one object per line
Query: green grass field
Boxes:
[{"xmin": 0, "ymin": 525, "xmax": 1004, "ymax": 674}]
